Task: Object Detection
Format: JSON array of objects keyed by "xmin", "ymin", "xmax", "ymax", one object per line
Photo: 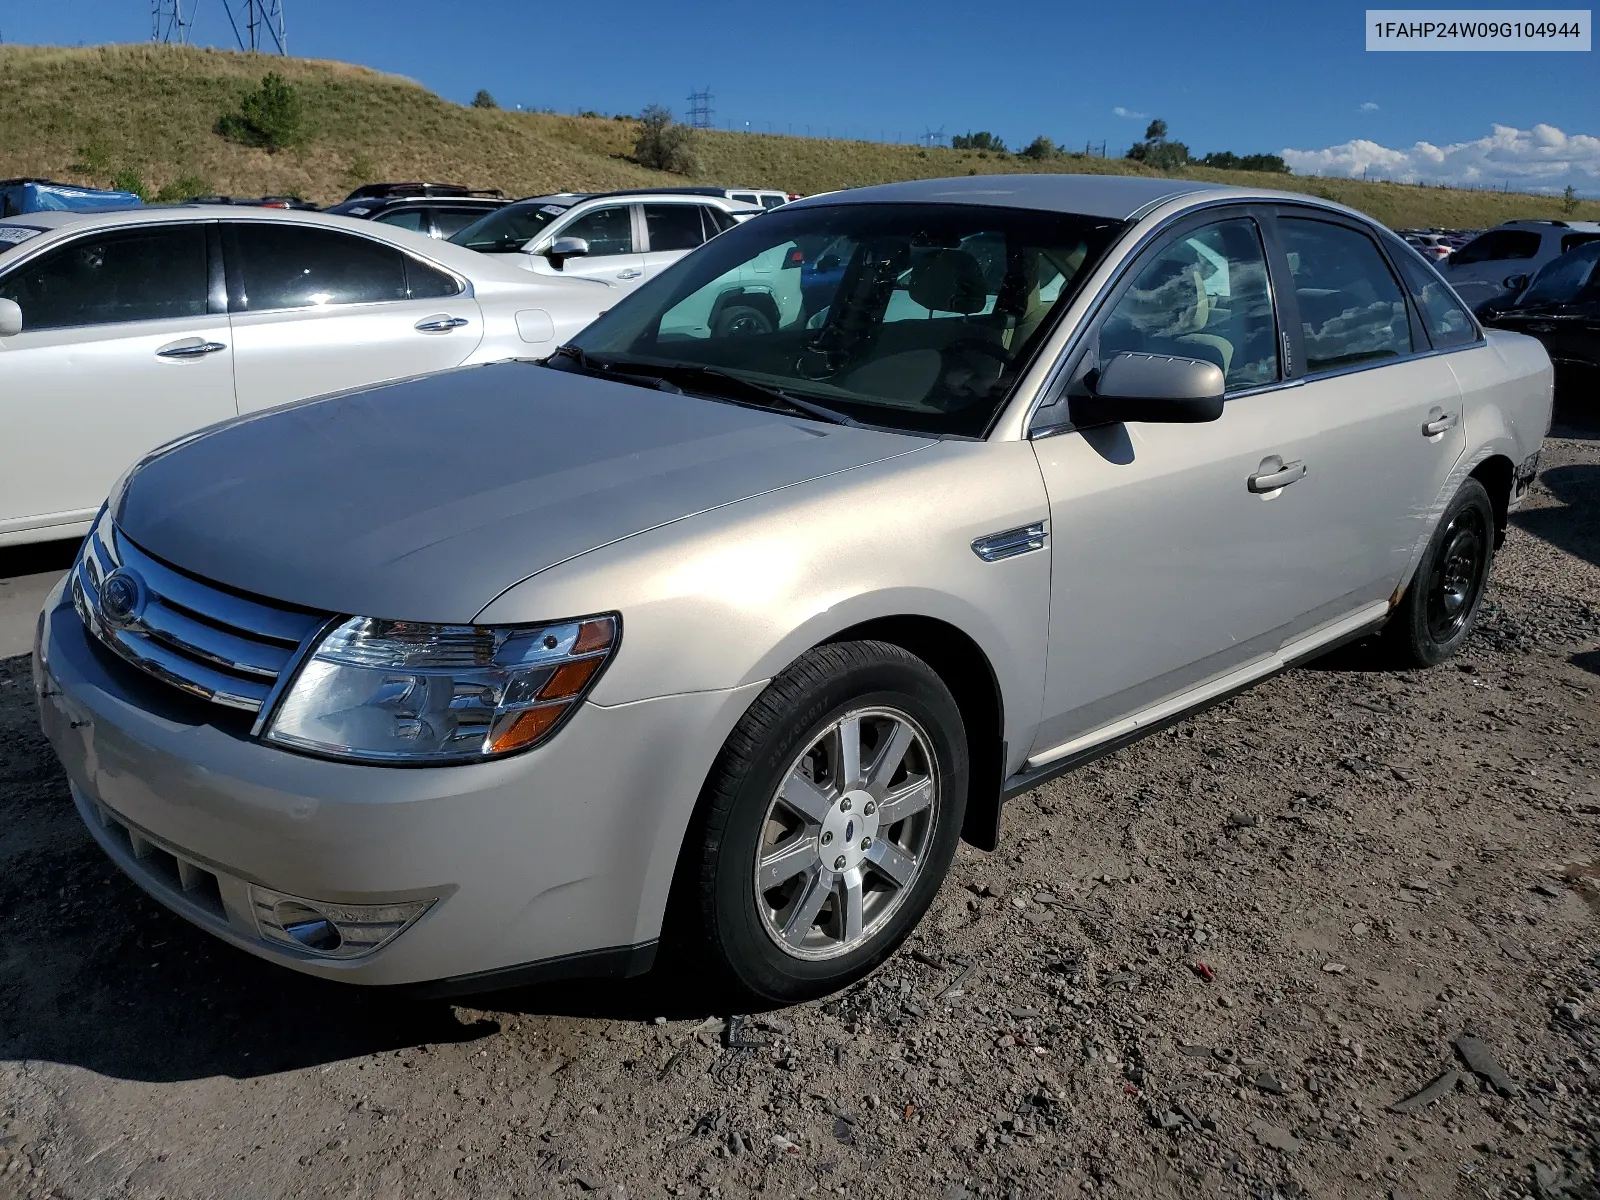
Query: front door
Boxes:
[
  {"xmin": 0, "ymin": 222, "xmax": 236, "ymax": 536},
  {"xmin": 1028, "ymin": 213, "xmax": 1327, "ymax": 757},
  {"xmin": 222, "ymin": 222, "xmax": 483, "ymax": 412},
  {"xmin": 531, "ymin": 204, "xmax": 645, "ymax": 290}
]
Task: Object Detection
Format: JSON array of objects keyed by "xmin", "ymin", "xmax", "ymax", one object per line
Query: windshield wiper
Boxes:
[
  {"xmin": 638, "ymin": 363, "xmax": 859, "ymax": 427},
  {"xmin": 547, "ymin": 345, "xmax": 682, "ymax": 393}
]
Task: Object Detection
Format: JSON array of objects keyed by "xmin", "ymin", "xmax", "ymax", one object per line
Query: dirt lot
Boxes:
[{"xmin": 2, "ymin": 417, "xmax": 1597, "ymax": 1200}]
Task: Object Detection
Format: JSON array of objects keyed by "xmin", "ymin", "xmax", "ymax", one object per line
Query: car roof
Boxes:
[
  {"xmin": 784, "ymin": 173, "xmax": 1351, "ymax": 221},
  {"xmin": 1497, "ymin": 219, "xmax": 1600, "ymax": 233}
]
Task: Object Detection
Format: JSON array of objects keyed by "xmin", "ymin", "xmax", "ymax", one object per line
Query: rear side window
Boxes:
[
  {"xmin": 226, "ymin": 224, "xmax": 454, "ymax": 310},
  {"xmin": 704, "ymin": 207, "xmax": 739, "ymax": 234},
  {"xmin": 643, "ymin": 204, "xmax": 706, "ymax": 253},
  {"xmin": 560, "ymin": 205, "xmax": 634, "ymax": 255},
  {"xmin": 0, "ymin": 224, "xmax": 207, "ymax": 331},
  {"xmin": 1389, "ymin": 244, "xmax": 1478, "ymax": 348},
  {"xmin": 374, "ymin": 208, "xmax": 428, "ymax": 232},
  {"xmin": 1560, "ymin": 232, "xmax": 1600, "ymax": 254},
  {"xmin": 761, "ymin": 195, "xmax": 786, "ymax": 210},
  {"xmin": 1451, "ymin": 230, "xmax": 1541, "ymax": 265},
  {"xmin": 1521, "ymin": 244, "xmax": 1600, "ymax": 306},
  {"xmin": 1279, "ymin": 218, "xmax": 1412, "ymax": 373}
]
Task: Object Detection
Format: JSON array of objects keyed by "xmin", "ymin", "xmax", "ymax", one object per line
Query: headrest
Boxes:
[
  {"xmin": 1118, "ymin": 259, "xmax": 1209, "ymax": 336},
  {"xmin": 908, "ymin": 248, "xmax": 987, "ymax": 314}
]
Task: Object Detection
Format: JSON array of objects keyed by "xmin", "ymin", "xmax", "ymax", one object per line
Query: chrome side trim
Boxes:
[
  {"xmin": 1023, "ymin": 600, "xmax": 1392, "ymax": 771},
  {"xmin": 971, "ymin": 522, "xmax": 1047, "ymax": 562}
]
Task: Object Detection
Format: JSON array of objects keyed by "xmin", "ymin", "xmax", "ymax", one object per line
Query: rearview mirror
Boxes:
[
  {"xmin": 0, "ymin": 297, "xmax": 20, "ymax": 337},
  {"xmin": 1068, "ymin": 352, "xmax": 1225, "ymax": 428},
  {"xmin": 1503, "ymin": 273, "xmax": 1529, "ymax": 291},
  {"xmin": 546, "ymin": 236, "xmax": 590, "ymax": 268}
]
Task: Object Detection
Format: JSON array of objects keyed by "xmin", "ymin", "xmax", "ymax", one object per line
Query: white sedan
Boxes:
[{"xmin": 0, "ymin": 206, "xmax": 613, "ymax": 547}]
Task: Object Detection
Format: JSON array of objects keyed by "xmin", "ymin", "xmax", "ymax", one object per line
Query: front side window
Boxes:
[
  {"xmin": 1280, "ymin": 218, "xmax": 1412, "ymax": 373},
  {"xmin": 1451, "ymin": 229, "xmax": 1541, "ymax": 265},
  {"xmin": 567, "ymin": 202, "xmax": 1121, "ymax": 437},
  {"xmin": 448, "ymin": 202, "xmax": 563, "ymax": 253},
  {"xmin": 0, "ymin": 224, "xmax": 207, "ymax": 331},
  {"xmin": 643, "ymin": 204, "xmax": 706, "ymax": 253},
  {"xmin": 374, "ymin": 208, "xmax": 428, "ymax": 232},
  {"xmin": 1097, "ymin": 218, "xmax": 1278, "ymax": 390},
  {"xmin": 434, "ymin": 207, "xmax": 491, "ymax": 239},
  {"xmin": 227, "ymin": 224, "xmax": 418, "ymax": 310},
  {"xmin": 560, "ymin": 205, "xmax": 634, "ymax": 256},
  {"xmin": 1519, "ymin": 243, "xmax": 1600, "ymax": 307},
  {"xmin": 1389, "ymin": 242, "xmax": 1478, "ymax": 348}
]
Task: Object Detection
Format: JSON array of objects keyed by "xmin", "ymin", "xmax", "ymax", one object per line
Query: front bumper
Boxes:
[{"xmin": 35, "ymin": 582, "xmax": 760, "ymax": 988}]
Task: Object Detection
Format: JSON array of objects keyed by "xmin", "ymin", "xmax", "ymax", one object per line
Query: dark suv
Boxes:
[{"xmin": 325, "ymin": 183, "xmax": 509, "ymax": 241}]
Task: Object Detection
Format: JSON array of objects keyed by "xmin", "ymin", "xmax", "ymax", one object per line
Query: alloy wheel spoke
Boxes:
[
  {"xmin": 779, "ymin": 768, "xmax": 833, "ymax": 824},
  {"xmin": 758, "ymin": 834, "xmax": 821, "ymax": 890},
  {"xmin": 836, "ymin": 869, "xmax": 864, "ymax": 944},
  {"xmin": 781, "ymin": 867, "xmax": 834, "ymax": 947},
  {"xmin": 837, "ymin": 715, "xmax": 863, "ymax": 789},
  {"xmin": 865, "ymin": 839, "xmax": 917, "ymax": 888},
  {"xmin": 876, "ymin": 776, "xmax": 934, "ymax": 826},
  {"xmin": 865, "ymin": 720, "xmax": 916, "ymax": 799}
]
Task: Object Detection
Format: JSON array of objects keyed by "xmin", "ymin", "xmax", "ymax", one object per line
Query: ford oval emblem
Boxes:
[
  {"xmin": 845, "ymin": 819, "xmax": 855, "ymax": 842},
  {"xmin": 99, "ymin": 568, "xmax": 146, "ymax": 627}
]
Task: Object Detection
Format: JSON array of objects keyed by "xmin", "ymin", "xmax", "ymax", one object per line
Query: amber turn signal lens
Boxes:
[
  {"xmin": 573, "ymin": 618, "xmax": 615, "ymax": 655},
  {"xmin": 488, "ymin": 704, "xmax": 568, "ymax": 754},
  {"xmin": 539, "ymin": 657, "xmax": 602, "ymax": 700}
]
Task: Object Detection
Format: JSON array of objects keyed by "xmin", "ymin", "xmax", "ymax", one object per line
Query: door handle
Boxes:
[
  {"xmin": 616, "ymin": 269, "xmax": 643, "ymax": 280},
  {"xmin": 414, "ymin": 316, "xmax": 470, "ymax": 332},
  {"xmin": 1247, "ymin": 456, "xmax": 1307, "ymax": 493},
  {"xmin": 1422, "ymin": 408, "xmax": 1459, "ymax": 437},
  {"xmin": 156, "ymin": 340, "xmax": 227, "ymax": 359}
]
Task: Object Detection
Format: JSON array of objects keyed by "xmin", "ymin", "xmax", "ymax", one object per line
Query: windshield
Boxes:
[
  {"xmin": 566, "ymin": 202, "xmax": 1123, "ymax": 437},
  {"xmin": 449, "ymin": 202, "xmax": 566, "ymax": 253},
  {"xmin": 1518, "ymin": 243, "xmax": 1600, "ymax": 307}
]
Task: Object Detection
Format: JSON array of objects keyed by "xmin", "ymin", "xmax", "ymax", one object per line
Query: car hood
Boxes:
[{"xmin": 115, "ymin": 361, "xmax": 926, "ymax": 623}]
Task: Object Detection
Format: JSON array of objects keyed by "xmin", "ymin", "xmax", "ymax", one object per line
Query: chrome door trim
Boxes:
[{"xmin": 1022, "ymin": 598, "xmax": 1392, "ymax": 772}]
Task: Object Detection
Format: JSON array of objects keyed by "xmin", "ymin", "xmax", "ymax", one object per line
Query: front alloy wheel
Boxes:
[
  {"xmin": 755, "ymin": 706, "xmax": 938, "ymax": 959},
  {"xmin": 683, "ymin": 640, "xmax": 968, "ymax": 1003}
]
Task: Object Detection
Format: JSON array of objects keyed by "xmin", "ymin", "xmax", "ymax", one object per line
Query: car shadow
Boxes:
[
  {"xmin": 1511, "ymin": 463, "xmax": 1600, "ymax": 571},
  {"xmin": 0, "ymin": 537, "xmax": 79, "ymax": 582},
  {"xmin": 0, "ymin": 652, "xmax": 743, "ymax": 1084}
]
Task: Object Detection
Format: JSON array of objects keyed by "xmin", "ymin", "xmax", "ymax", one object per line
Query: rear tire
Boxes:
[
  {"xmin": 712, "ymin": 303, "xmax": 774, "ymax": 338},
  {"xmin": 686, "ymin": 641, "xmax": 968, "ymax": 1004},
  {"xmin": 1384, "ymin": 477, "xmax": 1496, "ymax": 667}
]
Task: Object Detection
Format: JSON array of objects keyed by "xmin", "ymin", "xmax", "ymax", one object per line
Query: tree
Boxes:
[
  {"xmin": 472, "ymin": 89, "xmax": 499, "ymax": 110},
  {"xmin": 216, "ymin": 73, "xmax": 305, "ymax": 153},
  {"xmin": 1200, "ymin": 150, "xmax": 1291, "ymax": 174},
  {"xmin": 1563, "ymin": 184, "xmax": 1580, "ymax": 215},
  {"xmin": 633, "ymin": 104, "xmax": 700, "ymax": 175},
  {"xmin": 952, "ymin": 130, "xmax": 1006, "ymax": 152},
  {"xmin": 1126, "ymin": 117, "xmax": 1188, "ymax": 170},
  {"xmin": 1018, "ymin": 136, "xmax": 1058, "ymax": 160}
]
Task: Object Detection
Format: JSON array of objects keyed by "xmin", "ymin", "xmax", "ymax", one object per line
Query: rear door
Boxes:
[
  {"xmin": 1269, "ymin": 211, "xmax": 1467, "ymax": 613},
  {"xmin": 640, "ymin": 202, "xmax": 718, "ymax": 281},
  {"xmin": 223, "ymin": 221, "xmax": 483, "ymax": 412},
  {"xmin": 0, "ymin": 221, "xmax": 236, "ymax": 535}
]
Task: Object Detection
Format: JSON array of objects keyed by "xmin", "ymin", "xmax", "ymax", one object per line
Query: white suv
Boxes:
[
  {"xmin": 449, "ymin": 191, "xmax": 761, "ymax": 294},
  {"xmin": 1444, "ymin": 219, "xmax": 1600, "ymax": 309}
]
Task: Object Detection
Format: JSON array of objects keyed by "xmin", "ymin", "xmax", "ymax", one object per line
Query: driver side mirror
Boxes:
[
  {"xmin": 546, "ymin": 236, "xmax": 590, "ymax": 269},
  {"xmin": 1068, "ymin": 352, "xmax": 1225, "ymax": 429},
  {"xmin": 1502, "ymin": 273, "xmax": 1529, "ymax": 291},
  {"xmin": 0, "ymin": 297, "xmax": 21, "ymax": 337}
]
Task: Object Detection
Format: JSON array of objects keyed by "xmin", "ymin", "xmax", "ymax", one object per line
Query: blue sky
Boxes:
[{"xmin": 6, "ymin": 0, "xmax": 1598, "ymax": 193}]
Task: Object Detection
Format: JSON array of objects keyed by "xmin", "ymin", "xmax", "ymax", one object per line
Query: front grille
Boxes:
[{"xmin": 73, "ymin": 516, "xmax": 329, "ymax": 714}]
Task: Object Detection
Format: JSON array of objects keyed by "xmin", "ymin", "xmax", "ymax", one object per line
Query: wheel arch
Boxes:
[
  {"xmin": 709, "ymin": 287, "xmax": 781, "ymax": 330},
  {"xmin": 1469, "ymin": 453, "xmax": 1514, "ymax": 548}
]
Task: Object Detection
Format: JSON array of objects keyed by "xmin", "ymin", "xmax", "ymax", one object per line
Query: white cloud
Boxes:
[
  {"xmin": 1113, "ymin": 106, "xmax": 1148, "ymax": 120},
  {"xmin": 1359, "ymin": 101, "xmax": 1380, "ymax": 112},
  {"xmin": 1284, "ymin": 123, "xmax": 1600, "ymax": 197}
]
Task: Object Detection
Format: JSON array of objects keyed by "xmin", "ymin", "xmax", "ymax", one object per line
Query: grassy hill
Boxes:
[{"xmin": 4, "ymin": 43, "xmax": 1597, "ymax": 229}]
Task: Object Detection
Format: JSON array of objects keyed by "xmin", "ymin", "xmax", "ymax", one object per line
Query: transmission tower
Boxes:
[
  {"xmin": 686, "ymin": 87, "xmax": 714, "ymax": 131},
  {"xmin": 220, "ymin": 0, "xmax": 288, "ymax": 54},
  {"xmin": 151, "ymin": 0, "xmax": 191, "ymax": 44},
  {"xmin": 922, "ymin": 126, "xmax": 946, "ymax": 148}
]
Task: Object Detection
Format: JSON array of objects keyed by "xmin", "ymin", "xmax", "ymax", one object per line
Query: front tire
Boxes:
[
  {"xmin": 1385, "ymin": 477, "xmax": 1496, "ymax": 666},
  {"xmin": 688, "ymin": 641, "xmax": 968, "ymax": 1004}
]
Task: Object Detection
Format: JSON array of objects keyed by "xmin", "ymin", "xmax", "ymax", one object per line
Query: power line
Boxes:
[{"xmin": 686, "ymin": 87, "xmax": 713, "ymax": 130}]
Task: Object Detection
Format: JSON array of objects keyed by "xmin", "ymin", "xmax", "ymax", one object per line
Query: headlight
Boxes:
[{"xmin": 263, "ymin": 613, "xmax": 618, "ymax": 764}]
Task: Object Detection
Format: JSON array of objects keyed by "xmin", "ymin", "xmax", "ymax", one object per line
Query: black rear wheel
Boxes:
[{"xmin": 1385, "ymin": 477, "xmax": 1496, "ymax": 666}]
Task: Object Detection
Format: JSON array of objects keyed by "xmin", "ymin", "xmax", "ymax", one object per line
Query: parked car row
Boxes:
[{"xmin": 27, "ymin": 172, "xmax": 1554, "ymax": 1003}]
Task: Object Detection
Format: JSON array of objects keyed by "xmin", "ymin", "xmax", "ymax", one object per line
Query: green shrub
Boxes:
[
  {"xmin": 217, "ymin": 73, "xmax": 305, "ymax": 153},
  {"xmin": 153, "ymin": 174, "xmax": 210, "ymax": 203},
  {"xmin": 1018, "ymin": 136, "xmax": 1058, "ymax": 161},
  {"xmin": 471, "ymin": 89, "xmax": 498, "ymax": 110},
  {"xmin": 108, "ymin": 168, "xmax": 148, "ymax": 199},
  {"xmin": 633, "ymin": 105, "xmax": 700, "ymax": 175}
]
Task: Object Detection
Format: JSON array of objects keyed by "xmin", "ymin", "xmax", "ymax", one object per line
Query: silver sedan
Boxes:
[{"xmin": 36, "ymin": 175, "xmax": 1553, "ymax": 1003}]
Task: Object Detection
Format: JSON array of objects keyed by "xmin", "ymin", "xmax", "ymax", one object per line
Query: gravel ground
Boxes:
[{"xmin": 2, "ymin": 419, "xmax": 1597, "ymax": 1200}]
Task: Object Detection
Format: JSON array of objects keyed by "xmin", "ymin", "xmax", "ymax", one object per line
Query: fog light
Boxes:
[{"xmin": 250, "ymin": 886, "xmax": 435, "ymax": 959}]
